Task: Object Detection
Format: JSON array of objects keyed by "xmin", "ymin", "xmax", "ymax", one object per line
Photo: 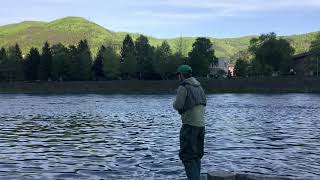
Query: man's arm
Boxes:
[{"xmin": 173, "ymin": 85, "xmax": 187, "ymax": 111}]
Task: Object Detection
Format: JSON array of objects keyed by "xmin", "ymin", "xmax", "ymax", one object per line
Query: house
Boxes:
[
  {"xmin": 292, "ymin": 52, "xmax": 315, "ymax": 76},
  {"xmin": 208, "ymin": 57, "xmax": 229, "ymax": 78}
]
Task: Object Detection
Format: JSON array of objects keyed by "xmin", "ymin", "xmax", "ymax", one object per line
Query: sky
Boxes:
[{"xmin": 0, "ymin": 0, "xmax": 320, "ymax": 38}]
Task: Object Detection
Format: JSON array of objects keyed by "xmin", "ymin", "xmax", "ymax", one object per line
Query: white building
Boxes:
[{"xmin": 208, "ymin": 57, "xmax": 229, "ymax": 78}]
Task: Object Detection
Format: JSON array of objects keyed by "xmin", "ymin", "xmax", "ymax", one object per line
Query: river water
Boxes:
[{"xmin": 0, "ymin": 94, "xmax": 319, "ymax": 180}]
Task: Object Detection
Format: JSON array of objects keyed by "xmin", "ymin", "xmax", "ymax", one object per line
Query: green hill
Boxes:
[{"xmin": 0, "ymin": 16, "xmax": 319, "ymax": 63}]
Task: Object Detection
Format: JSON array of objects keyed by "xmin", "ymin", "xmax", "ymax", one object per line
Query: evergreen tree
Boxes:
[
  {"xmin": 38, "ymin": 42, "xmax": 52, "ymax": 81},
  {"xmin": 0, "ymin": 47, "xmax": 8, "ymax": 81},
  {"xmin": 120, "ymin": 34, "xmax": 137, "ymax": 79},
  {"xmin": 103, "ymin": 46, "xmax": 120, "ymax": 80},
  {"xmin": 135, "ymin": 35, "xmax": 154, "ymax": 79},
  {"xmin": 68, "ymin": 45, "xmax": 80, "ymax": 81},
  {"xmin": 5, "ymin": 44, "xmax": 24, "ymax": 81},
  {"xmin": 51, "ymin": 43, "xmax": 70, "ymax": 81},
  {"xmin": 155, "ymin": 41, "xmax": 173, "ymax": 79},
  {"xmin": 25, "ymin": 48, "xmax": 41, "ymax": 81},
  {"xmin": 0, "ymin": 48, "xmax": 6, "ymax": 64},
  {"xmin": 188, "ymin": 37, "xmax": 216, "ymax": 77},
  {"xmin": 93, "ymin": 45, "xmax": 106, "ymax": 80},
  {"xmin": 77, "ymin": 40, "xmax": 92, "ymax": 81}
]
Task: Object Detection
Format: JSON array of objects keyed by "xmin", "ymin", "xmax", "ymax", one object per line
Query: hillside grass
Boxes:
[{"xmin": 0, "ymin": 16, "xmax": 319, "ymax": 63}]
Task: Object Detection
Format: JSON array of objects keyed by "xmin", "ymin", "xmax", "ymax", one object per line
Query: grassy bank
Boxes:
[{"xmin": 1, "ymin": 78, "xmax": 320, "ymax": 94}]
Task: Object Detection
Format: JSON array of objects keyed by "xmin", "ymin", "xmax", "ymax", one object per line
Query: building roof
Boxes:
[{"xmin": 292, "ymin": 52, "xmax": 313, "ymax": 61}]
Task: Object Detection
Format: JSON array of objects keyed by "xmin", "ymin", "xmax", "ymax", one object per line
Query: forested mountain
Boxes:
[{"xmin": 0, "ymin": 16, "xmax": 318, "ymax": 63}]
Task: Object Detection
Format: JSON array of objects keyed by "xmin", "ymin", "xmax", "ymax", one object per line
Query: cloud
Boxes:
[
  {"xmin": 125, "ymin": 0, "xmax": 320, "ymax": 18},
  {"xmin": 157, "ymin": 0, "xmax": 320, "ymax": 10},
  {"xmin": 89, "ymin": 0, "xmax": 320, "ymax": 29}
]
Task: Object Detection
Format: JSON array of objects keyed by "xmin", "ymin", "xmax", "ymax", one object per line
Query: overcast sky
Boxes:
[{"xmin": 1, "ymin": 0, "xmax": 320, "ymax": 38}]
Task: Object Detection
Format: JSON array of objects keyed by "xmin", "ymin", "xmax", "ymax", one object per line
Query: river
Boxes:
[{"xmin": 0, "ymin": 94, "xmax": 319, "ymax": 179}]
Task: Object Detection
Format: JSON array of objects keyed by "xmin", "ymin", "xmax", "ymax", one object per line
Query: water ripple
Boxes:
[{"xmin": 0, "ymin": 94, "xmax": 319, "ymax": 179}]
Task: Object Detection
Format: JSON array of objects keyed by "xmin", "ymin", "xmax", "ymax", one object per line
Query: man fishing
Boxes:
[{"xmin": 173, "ymin": 65, "xmax": 207, "ymax": 180}]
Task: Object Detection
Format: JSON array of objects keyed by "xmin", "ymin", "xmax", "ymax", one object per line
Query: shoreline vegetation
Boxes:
[
  {"xmin": 1, "ymin": 78, "xmax": 320, "ymax": 94},
  {"xmin": 0, "ymin": 31, "xmax": 319, "ymax": 83}
]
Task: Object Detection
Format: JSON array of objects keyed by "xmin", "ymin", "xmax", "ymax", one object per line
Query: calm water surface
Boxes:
[{"xmin": 0, "ymin": 94, "xmax": 320, "ymax": 180}]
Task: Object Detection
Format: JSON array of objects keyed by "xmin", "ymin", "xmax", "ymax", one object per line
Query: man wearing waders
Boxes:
[{"xmin": 173, "ymin": 65, "xmax": 206, "ymax": 180}]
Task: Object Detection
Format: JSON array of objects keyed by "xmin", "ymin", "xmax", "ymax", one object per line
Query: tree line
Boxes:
[
  {"xmin": 234, "ymin": 32, "xmax": 320, "ymax": 77},
  {"xmin": 0, "ymin": 35, "xmax": 217, "ymax": 82},
  {"xmin": 1, "ymin": 32, "xmax": 318, "ymax": 81}
]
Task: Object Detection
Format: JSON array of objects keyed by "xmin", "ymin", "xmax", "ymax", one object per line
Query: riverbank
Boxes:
[
  {"xmin": 1, "ymin": 78, "xmax": 320, "ymax": 94},
  {"xmin": 207, "ymin": 170, "xmax": 301, "ymax": 180}
]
